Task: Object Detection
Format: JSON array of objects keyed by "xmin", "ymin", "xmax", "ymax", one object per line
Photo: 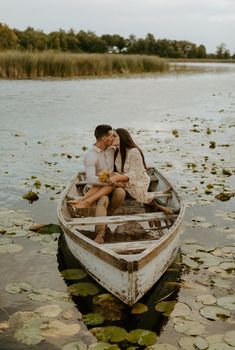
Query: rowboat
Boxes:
[{"xmin": 57, "ymin": 168, "xmax": 185, "ymax": 305}]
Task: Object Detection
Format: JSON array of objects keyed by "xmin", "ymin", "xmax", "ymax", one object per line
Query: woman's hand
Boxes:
[{"xmin": 107, "ymin": 175, "xmax": 120, "ymax": 185}]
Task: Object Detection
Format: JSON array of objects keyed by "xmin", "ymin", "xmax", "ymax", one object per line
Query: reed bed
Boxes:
[{"xmin": 0, "ymin": 51, "xmax": 169, "ymax": 78}]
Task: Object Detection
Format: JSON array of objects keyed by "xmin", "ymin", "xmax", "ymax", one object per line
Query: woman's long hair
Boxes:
[{"xmin": 115, "ymin": 128, "xmax": 147, "ymax": 172}]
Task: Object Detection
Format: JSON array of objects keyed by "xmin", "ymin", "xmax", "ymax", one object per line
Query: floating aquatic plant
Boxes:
[
  {"xmin": 83, "ymin": 313, "xmax": 105, "ymax": 326},
  {"xmin": 68, "ymin": 282, "xmax": 99, "ymax": 297},
  {"xmin": 61, "ymin": 269, "xmax": 87, "ymax": 280},
  {"xmin": 90, "ymin": 326, "xmax": 127, "ymax": 343},
  {"xmin": 22, "ymin": 191, "xmax": 39, "ymax": 203},
  {"xmin": 127, "ymin": 329, "xmax": 157, "ymax": 346}
]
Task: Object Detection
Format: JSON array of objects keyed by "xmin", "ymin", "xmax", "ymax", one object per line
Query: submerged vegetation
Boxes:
[{"xmin": 0, "ymin": 51, "xmax": 169, "ymax": 78}]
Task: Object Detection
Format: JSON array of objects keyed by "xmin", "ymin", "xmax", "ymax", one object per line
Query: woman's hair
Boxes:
[{"xmin": 115, "ymin": 128, "xmax": 147, "ymax": 171}]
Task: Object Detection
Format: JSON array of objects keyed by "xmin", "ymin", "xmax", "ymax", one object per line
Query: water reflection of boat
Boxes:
[{"xmin": 57, "ymin": 168, "xmax": 185, "ymax": 305}]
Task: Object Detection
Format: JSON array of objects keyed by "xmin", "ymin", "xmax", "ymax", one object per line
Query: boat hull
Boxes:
[{"xmin": 62, "ymin": 224, "xmax": 182, "ymax": 305}]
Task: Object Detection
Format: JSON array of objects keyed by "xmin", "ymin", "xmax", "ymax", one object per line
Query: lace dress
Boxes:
[{"xmin": 115, "ymin": 148, "xmax": 154, "ymax": 204}]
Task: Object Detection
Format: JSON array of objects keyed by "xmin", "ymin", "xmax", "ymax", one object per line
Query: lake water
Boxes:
[{"xmin": 0, "ymin": 63, "xmax": 235, "ymax": 349}]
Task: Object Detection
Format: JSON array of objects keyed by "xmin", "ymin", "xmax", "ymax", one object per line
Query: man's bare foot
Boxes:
[
  {"xmin": 94, "ymin": 233, "xmax": 104, "ymax": 244},
  {"xmin": 72, "ymin": 200, "xmax": 91, "ymax": 209},
  {"xmin": 67, "ymin": 199, "xmax": 82, "ymax": 205}
]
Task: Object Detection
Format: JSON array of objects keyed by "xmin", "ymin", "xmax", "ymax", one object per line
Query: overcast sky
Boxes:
[{"xmin": 1, "ymin": 0, "xmax": 235, "ymax": 53}]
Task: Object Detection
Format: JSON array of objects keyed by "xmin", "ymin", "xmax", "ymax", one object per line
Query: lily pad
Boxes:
[
  {"xmin": 28, "ymin": 288, "xmax": 69, "ymax": 303},
  {"xmin": 131, "ymin": 303, "xmax": 148, "ymax": 314},
  {"xmin": 0, "ymin": 243, "xmax": 24, "ymax": 254},
  {"xmin": 182, "ymin": 255, "xmax": 199, "ymax": 269},
  {"xmin": 38, "ymin": 224, "xmax": 63, "ymax": 234},
  {"xmin": 40, "ymin": 320, "xmax": 80, "ymax": 337},
  {"xmin": 39, "ymin": 248, "xmax": 57, "ymax": 255},
  {"xmin": 146, "ymin": 345, "xmax": 178, "ymax": 350},
  {"xmin": 89, "ymin": 343, "xmax": 120, "ymax": 350},
  {"xmin": 155, "ymin": 300, "xmax": 177, "ymax": 316},
  {"xmin": 7, "ymin": 229, "xmax": 28, "ymax": 237},
  {"xmin": 219, "ymin": 262, "xmax": 235, "ymax": 271},
  {"xmin": 217, "ymin": 296, "xmax": 235, "ymax": 310},
  {"xmin": 224, "ymin": 330, "xmax": 235, "ymax": 346},
  {"xmin": 179, "ymin": 336, "xmax": 208, "ymax": 350},
  {"xmin": 62, "ymin": 341, "xmax": 88, "ymax": 350},
  {"xmin": 90, "ymin": 326, "xmax": 127, "ymax": 343},
  {"xmin": 196, "ymin": 294, "xmax": 217, "ymax": 305},
  {"xmin": 61, "ymin": 269, "xmax": 87, "ymax": 280},
  {"xmin": 215, "ymin": 192, "xmax": 235, "ymax": 202},
  {"xmin": 29, "ymin": 223, "xmax": 46, "ymax": 231},
  {"xmin": 174, "ymin": 319, "xmax": 205, "ymax": 335},
  {"xmin": 83, "ymin": 313, "xmax": 105, "ymax": 326},
  {"xmin": 5, "ymin": 282, "xmax": 33, "ymax": 294},
  {"xmin": 211, "ymin": 277, "xmax": 231, "ymax": 289},
  {"xmin": 200, "ymin": 306, "xmax": 230, "ymax": 320},
  {"xmin": 34, "ymin": 304, "xmax": 62, "ymax": 318},
  {"xmin": 170, "ymin": 302, "xmax": 191, "ymax": 318},
  {"xmin": 206, "ymin": 343, "xmax": 235, "ymax": 350},
  {"xmin": 68, "ymin": 283, "xmax": 99, "ymax": 297},
  {"xmin": 15, "ymin": 320, "xmax": 45, "ymax": 346},
  {"xmin": 0, "ymin": 237, "xmax": 12, "ymax": 244},
  {"xmin": 200, "ymin": 255, "xmax": 223, "ymax": 267},
  {"xmin": 127, "ymin": 329, "xmax": 157, "ymax": 346}
]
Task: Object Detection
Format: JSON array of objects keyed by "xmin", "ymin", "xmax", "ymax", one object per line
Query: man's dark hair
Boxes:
[{"xmin": 94, "ymin": 124, "xmax": 112, "ymax": 140}]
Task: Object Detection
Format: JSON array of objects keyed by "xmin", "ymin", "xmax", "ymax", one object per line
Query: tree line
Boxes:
[{"xmin": 0, "ymin": 23, "xmax": 233, "ymax": 59}]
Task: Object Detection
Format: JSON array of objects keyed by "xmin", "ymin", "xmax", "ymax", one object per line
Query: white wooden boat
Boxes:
[{"xmin": 57, "ymin": 168, "xmax": 185, "ymax": 305}]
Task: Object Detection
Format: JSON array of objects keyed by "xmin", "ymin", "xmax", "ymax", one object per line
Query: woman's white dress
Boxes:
[{"xmin": 115, "ymin": 148, "xmax": 154, "ymax": 204}]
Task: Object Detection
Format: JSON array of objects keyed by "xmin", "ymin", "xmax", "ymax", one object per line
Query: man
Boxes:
[{"xmin": 84, "ymin": 124, "xmax": 126, "ymax": 243}]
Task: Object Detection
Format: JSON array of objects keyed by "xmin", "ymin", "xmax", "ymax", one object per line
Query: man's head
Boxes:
[{"xmin": 94, "ymin": 124, "xmax": 114, "ymax": 147}]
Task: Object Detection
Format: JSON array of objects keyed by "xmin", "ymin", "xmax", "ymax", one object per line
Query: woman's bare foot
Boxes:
[
  {"xmin": 161, "ymin": 207, "xmax": 174, "ymax": 215},
  {"xmin": 152, "ymin": 201, "xmax": 174, "ymax": 215},
  {"xmin": 94, "ymin": 233, "xmax": 104, "ymax": 244}
]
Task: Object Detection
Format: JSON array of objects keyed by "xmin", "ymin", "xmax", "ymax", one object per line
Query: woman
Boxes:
[
  {"xmin": 109, "ymin": 129, "xmax": 173, "ymax": 214},
  {"xmin": 69, "ymin": 128, "xmax": 173, "ymax": 214}
]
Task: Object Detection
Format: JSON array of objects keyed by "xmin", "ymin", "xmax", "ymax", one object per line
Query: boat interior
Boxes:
[{"xmin": 61, "ymin": 168, "xmax": 180, "ymax": 253}]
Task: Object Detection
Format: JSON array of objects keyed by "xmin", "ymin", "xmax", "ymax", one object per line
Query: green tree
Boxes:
[
  {"xmin": 77, "ymin": 31, "xmax": 107, "ymax": 53},
  {"xmin": 48, "ymin": 31, "xmax": 61, "ymax": 50},
  {"xmin": 15, "ymin": 27, "xmax": 47, "ymax": 51},
  {"xmin": 0, "ymin": 23, "xmax": 19, "ymax": 50},
  {"xmin": 216, "ymin": 43, "xmax": 230, "ymax": 59},
  {"xmin": 66, "ymin": 29, "xmax": 80, "ymax": 52}
]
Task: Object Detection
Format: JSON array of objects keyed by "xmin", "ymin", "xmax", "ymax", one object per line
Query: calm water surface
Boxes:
[{"xmin": 0, "ymin": 63, "xmax": 234, "ymax": 349}]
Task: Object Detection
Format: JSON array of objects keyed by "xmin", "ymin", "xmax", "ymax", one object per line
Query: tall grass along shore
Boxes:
[{"xmin": 0, "ymin": 51, "xmax": 169, "ymax": 79}]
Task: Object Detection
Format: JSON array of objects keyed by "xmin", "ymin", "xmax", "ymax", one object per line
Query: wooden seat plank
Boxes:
[
  {"xmin": 104, "ymin": 240, "xmax": 155, "ymax": 252},
  {"xmin": 68, "ymin": 212, "xmax": 177, "ymax": 226}
]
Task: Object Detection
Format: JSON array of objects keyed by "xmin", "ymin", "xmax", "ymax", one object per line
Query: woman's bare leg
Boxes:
[{"xmin": 73, "ymin": 185, "xmax": 114, "ymax": 208}]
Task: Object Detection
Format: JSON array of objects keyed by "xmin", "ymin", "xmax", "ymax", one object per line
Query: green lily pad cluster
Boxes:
[{"xmin": 90, "ymin": 327, "xmax": 157, "ymax": 347}]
